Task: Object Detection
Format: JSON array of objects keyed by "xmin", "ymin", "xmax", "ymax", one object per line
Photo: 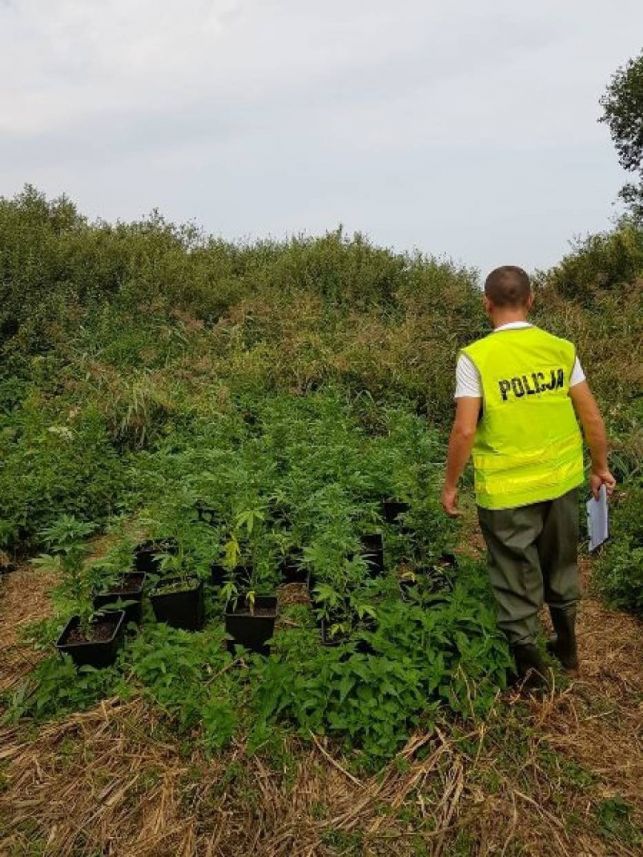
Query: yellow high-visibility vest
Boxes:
[{"xmin": 461, "ymin": 326, "xmax": 584, "ymax": 510}]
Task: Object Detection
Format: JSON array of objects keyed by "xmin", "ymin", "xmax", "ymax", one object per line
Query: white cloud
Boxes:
[
  {"xmin": 1, "ymin": 0, "xmax": 238, "ymax": 132},
  {"xmin": 0, "ymin": 0, "xmax": 642, "ymax": 270}
]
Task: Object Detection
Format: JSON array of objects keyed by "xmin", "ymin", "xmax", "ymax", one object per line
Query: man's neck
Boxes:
[{"xmin": 490, "ymin": 312, "xmax": 530, "ymax": 330}]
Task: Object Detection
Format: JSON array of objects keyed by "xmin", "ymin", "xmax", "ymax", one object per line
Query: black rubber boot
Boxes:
[
  {"xmin": 509, "ymin": 643, "xmax": 550, "ymax": 691},
  {"xmin": 547, "ymin": 606, "xmax": 579, "ymax": 672}
]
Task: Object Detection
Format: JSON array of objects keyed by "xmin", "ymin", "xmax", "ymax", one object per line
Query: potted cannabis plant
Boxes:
[
  {"xmin": 381, "ymin": 498, "xmax": 410, "ymax": 524},
  {"xmin": 34, "ymin": 516, "xmax": 126, "ymax": 669},
  {"xmin": 310, "ymin": 553, "xmax": 377, "ymax": 646},
  {"xmin": 133, "ymin": 537, "xmax": 178, "ymax": 573},
  {"xmin": 217, "ymin": 506, "xmax": 279, "ymax": 645},
  {"xmin": 221, "ymin": 508, "xmax": 279, "ymax": 653},
  {"xmin": 195, "ymin": 501, "xmax": 219, "ymax": 527},
  {"xmin": 149, "ymin": 543, "xmax": 205, "ymax": 631},
  {"xmin": 224, "ymin": 587, "xmax": 278, "ymax": 655},
  {"xmin": 272, "ymin": 532, "xmax": 308, "ymax": 585},
  {"xmin": 398, "ymin": 556, "xmax": 456, "ymax": 604},
  {"xmin": 93, "ymin": 569, "xmax": 147, "ymax": 626}
]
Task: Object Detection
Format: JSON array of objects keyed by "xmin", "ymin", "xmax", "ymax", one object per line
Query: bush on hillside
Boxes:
[
  {"xmin": 539, "ymin": 220, "xmax": 643, "ymax": 305},
  {"xmin": 593, "ymin": 487, "xmax": 643, "ymax": 615}
]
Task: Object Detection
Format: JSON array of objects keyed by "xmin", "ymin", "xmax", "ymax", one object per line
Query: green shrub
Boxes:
[
  {"xmin": 4, "ymin": 656, "xmax": 121, "ymax": 723},
  {"xmin": 253, "ymin": 571, "xmax": 510, "ymax": 763},
  {"xmin": 1, "ymin": 188, "xmax": 641, "ymax": 760},
  {"xmin": 593, "ymin": 487, "xmax": 643, "ymax": 615},
  {"xmin": 541, "ymin": 221, "xmax": 643, "ymax": 305},
  {"xmin": 126, "ymin": 623, "xmax": 237, "ymax": 753},
  {"xmin": 0, "ymin": 396, "xmax": 127, "ymax": 551}
]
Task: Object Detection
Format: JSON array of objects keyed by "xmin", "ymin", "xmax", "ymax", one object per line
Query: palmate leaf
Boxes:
[
  {"xmin": 31, "ymin": 553, "xmax": 60, "ymax": 571},
  {"xmin": 353, "ymin": 602, "xmax": 377, "ymax": 620},
  {"xmin": 235, "ymin": 508, "xmax": 264, "ymax": 535}
]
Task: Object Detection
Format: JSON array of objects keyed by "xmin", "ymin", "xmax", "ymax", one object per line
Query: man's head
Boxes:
[{"xmin": 483, "ymin": 266, "xmax": 533, "ymax": 319}]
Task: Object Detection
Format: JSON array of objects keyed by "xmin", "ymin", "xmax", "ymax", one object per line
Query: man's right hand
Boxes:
[
  {"xmin": 590, "ymin": 467, "xmax": 616, "ymax": 500},
  {"xmin": 441, "ymin": 484, "xmax": 461, "ymax": 517}
]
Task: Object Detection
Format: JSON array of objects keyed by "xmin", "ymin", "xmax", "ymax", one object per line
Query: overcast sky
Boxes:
[{"xmin": 1, "ymin": 1, "xmax": 642, "ymax": 274}]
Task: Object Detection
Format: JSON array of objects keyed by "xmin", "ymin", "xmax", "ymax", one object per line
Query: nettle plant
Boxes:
[{"xmin": 32, "ymin": 515, "xmax": 99, "ymax": 636}]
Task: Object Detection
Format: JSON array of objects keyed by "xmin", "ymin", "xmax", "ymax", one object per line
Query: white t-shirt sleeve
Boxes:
[
  {"xmin": 455, "ymin": 354, "xmax": 482, "ymax": 398},
  {"xmin": 570, "ymin": 357, "xmax": 585, "ymax": 387},
  {"xmin": 455, "ymin": 355, "xmax": 586, "ymax": 398}
]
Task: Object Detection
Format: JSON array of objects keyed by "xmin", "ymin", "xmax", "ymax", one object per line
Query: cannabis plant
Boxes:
[{"xmin": 33, "ymin": 515, "xmax": 97, "ymax": 636}]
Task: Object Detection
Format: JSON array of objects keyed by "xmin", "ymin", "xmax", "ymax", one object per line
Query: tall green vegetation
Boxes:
[
  {"xmin": 1, "ymin": 182, "xmax": 640, "ymax": 768},
  {"xmin": 0, "ymin": 187, "xmax": 640, "ymax": 577},
  {"xmin": 600, "ymin": 48, "xmax": 643, "ymax": 221}
]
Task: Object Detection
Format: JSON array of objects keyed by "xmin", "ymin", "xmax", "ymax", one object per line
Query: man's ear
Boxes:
[
  {"xmin": 525, "ymin": 293, "xmax": 534, "ymax": 312},
  {"xmin": 483, "ymin": 295, "xmax": 493, "ymax": 315}
]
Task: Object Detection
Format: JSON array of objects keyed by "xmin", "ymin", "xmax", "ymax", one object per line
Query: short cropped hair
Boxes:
[{"xmin": 484, "ymin": 266, "xmax": 531, "ymax": 308}]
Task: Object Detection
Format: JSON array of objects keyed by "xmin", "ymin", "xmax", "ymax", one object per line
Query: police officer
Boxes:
[{"xmin": 441, "ymin": 266, "xmax": 616, "ymax": 687}]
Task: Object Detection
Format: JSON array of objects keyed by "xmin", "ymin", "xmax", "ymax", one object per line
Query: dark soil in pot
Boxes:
[
  {"xmin": 150, "ymin": 576, "xmax": 204, "ymax": 631},
  {"xmin": 225, "ymin": 595, "xmax": 277, "ymax": 654},
  {"xmin": 133, "ymin": 538, "xmax": 178, "ymax": 573},
  {"xmin": 381, "ymin": 499, "xmax": 410, "ymax": 523},
  {"xmin": 94, "ymin": 572, "xmax": 146, "ymax": 626},
  {"xmin": 280, "ymin": 556, "xmax": 309, "ymax": 585},
  {"xmin": 56, "ymin": 610, "xmax": 126, "ymax": 669}
]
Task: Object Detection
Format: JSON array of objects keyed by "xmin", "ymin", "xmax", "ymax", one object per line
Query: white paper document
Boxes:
[{"xmin": 586, "ymin": 484, "xmax": 609, "ymax": 551}]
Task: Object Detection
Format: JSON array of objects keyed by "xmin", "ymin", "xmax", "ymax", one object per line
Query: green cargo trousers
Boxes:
[{"xmin": 477, "ymin": 488, "xmax": 580, "ymax": 647}]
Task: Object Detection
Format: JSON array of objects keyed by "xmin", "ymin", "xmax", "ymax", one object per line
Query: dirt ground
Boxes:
[{"xmin": 0, "ymin": 540, "xmax": 641, "ymax": 856}]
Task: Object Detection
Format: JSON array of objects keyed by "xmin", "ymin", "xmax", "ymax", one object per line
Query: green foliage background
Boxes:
[{"xmin": 1, "ymin": 186, "xmax": 641, "ymax": 761}]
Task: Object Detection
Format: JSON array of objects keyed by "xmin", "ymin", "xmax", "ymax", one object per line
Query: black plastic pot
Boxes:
[
  {"xmin": 133, "ymin": 538, "xmax": 178, "ymax": 573},
  {"xmin": 150, "ymin": 577, "xmax": 205, "ymax": 631},
  {"xmin": 280, "ymin": 556, "xmax": 309, "ymax": 585},
  {"xmin": 56, "ymin": 610, "xmax": 126, "ymax": 668},
  {"xmin": 211, "ymin": 563, "xmax": 226, "ymax": 587},
  {"xmin": 381, "ymin": 499, "xmax": 410, "ymax": 523},
  {"xmin": 225, "ymin": 595, "xmax": 277, "ymax": 654},
  {"xmin": 360, "ymin": 534, "xmax": 384, "ymax": 576},
  {"xmin": 93, "ymin": 572, "xmax": 146, "ymax": 626}
]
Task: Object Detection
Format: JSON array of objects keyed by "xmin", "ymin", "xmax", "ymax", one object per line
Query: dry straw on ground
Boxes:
[{"xmin": 0, "ymin": 557, "xmax": 641, "ymax": 856}]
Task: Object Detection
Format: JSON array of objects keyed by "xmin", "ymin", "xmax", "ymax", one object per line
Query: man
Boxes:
[{"xmin": 441, "ymin": 266, "xmax": 616, "ymax": 686}]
